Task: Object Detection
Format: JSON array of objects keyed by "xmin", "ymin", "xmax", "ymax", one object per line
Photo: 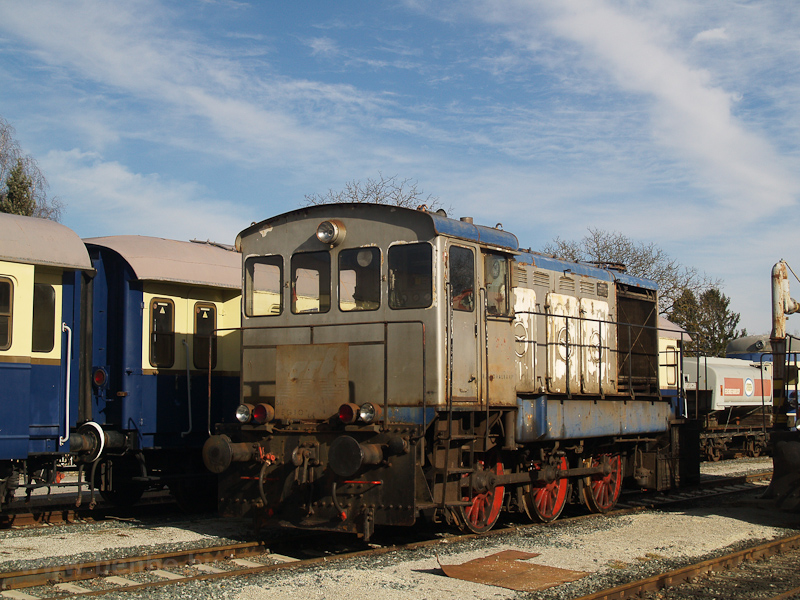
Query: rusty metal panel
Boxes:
[
  {"xmin": 487, "ymin": 319, "xmax": 517, "ymax": 405},
  {"xmin": 513, "ymin": 287, "xmax": 536, "ymax": 392},
  {"xmin": 579, "ymin": 298, "xmax": 615, "ymax": 394},
  {"xmin": 546, "ymin": 293, "xmax": 579, "ymax": 394},
  {"xmin": 275, "ymin": 343, "xmax": 349, "ymax": 420},
  {"xmin": 242, "ymin": 346, "xmax": 276, "ymax": 404},
  {"xmin": 515, "ymin": 396, "xmax": 673, "ymax": 442},
  {"xmin": 438, "ymin": 550, "xmax": 588, "ymax": 592},
  {"xmin": 387, "ymin": 322, "xmax": 425, "ymax": 405}
]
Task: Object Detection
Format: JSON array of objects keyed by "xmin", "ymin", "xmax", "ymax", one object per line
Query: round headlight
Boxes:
[
  {"xmin": 235, "ymin": 404, "xmax": 254, "ymax": 424},
  {"xmin": 316, "ymin": 220, "xmax": 345, "ymax": 246},
  {"xmin": 338, "ymin": 403, "xmax": 359, "ymax": 424},
  {"xmin": 251, "ymin": 403, "xmax": 275, "ymax": 425},
  {"xmin": 358, "ymin": 402, "xmax": 382, "ymax": 424}
]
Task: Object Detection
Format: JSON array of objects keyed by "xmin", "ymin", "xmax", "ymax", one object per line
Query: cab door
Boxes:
[{"xmin": 447, "ymin": 244, "xmax": 479, "ymax": 403}]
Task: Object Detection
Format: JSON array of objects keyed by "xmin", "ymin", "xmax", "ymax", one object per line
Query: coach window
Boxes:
[
  {"xmin": 150, "ymin": 298, "xmax": 175, "ymax": 368},
  {"xmin": 484, "ymin": 253, "xmax": 509, "ymax": 316},
  {"xmin": 339, "ymin": 247, "xmax": 380, "ymax": 311},
  {"xmin": 450, "ymin": 246, "xmax": 474, "ymax": 312},
  {"xmin": 194, "ymin": 303, "xmax": 217, "ymax": 370},
  {"xmin": 32, "ymin": 283, "xmax": 56, "ymax": 353},
  {"xmin": 292, "ymin": 251, "xmax": 331, "ymax": 314},
  {"xmin": 245, "ymin": 255, "xmax": 282, "ymax": 316},
  {"xmin": 389, "ymin": 243, "xmax": 432, "ymax": 310},
  {"xmin": 0, "ymin": 278, "xmax": 11, "ymax": 350}
]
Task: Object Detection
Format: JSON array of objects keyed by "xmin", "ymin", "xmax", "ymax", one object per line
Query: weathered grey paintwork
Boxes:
[{"xmin": 0, "ymin": 212, "xmax": 91, "ymax": 270}]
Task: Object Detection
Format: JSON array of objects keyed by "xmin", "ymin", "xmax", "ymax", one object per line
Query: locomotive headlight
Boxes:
[
  {"xmin": 316, "ymin": 220, "xmax": 345, "ymax": 246},
  {"xmin": 251, "ymin": 403, "xmax": 275, "ymax": 425},
  {"xmin": 358, "ymin": 402, "xmax": 382, "ymax": 424},
  {"xmin": 338, "ymin": 403, "xmax": 360, "ymax": 424},
  {"xmin": 235, "ymin": 404, "xmax": 254, "ymax": 423}
]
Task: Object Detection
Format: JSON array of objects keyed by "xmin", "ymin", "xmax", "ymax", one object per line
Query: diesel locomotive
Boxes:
[{"xmin": 203, "ymin": 203, "xmax": 699, "ymax": 539}]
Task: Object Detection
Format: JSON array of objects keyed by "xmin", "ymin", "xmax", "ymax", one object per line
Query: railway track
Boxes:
[
  {"xmin": 576, "ymin": 533, "xmax": 800, "ymax": 600},
  {"xmin": 0, "ymin": 468, "xmax": 777, "ymax": 599}
]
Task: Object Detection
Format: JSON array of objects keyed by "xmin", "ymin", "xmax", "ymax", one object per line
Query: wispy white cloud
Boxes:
[
  {"xmin": 42, "ymin": 149, "xmax": 249, "ymax": 243},
  {"xmin": 693, "ymin": 27, "xmax": 728, "ymax": 44},
  {"xmin": 473, "ymin": 0, "xmax": 800, "ymax": 216}
]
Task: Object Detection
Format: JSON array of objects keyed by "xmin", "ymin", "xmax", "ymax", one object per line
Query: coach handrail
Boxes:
[{"xmin": 60, "ymin": 322, "xmax": 72, "ymax": 446}]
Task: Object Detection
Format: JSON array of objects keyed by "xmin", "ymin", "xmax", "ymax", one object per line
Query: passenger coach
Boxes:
[
  {"xmin": 0, "ymin": 213, "xmax": 92, "ymax": 506},
  {"xmin": 204, "ymin": 203, "xmax": 698, "ymax": 539}
]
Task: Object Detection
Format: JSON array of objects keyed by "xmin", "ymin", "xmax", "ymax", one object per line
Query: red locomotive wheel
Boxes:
[
  {"xmin": 582, "ymin": 454, "xmax": 622, "ymax": 513},
  {"xmin": 523, "ymin": 456, "xmax": 569, "ymax": 523},
  {"xmin": 458, "ymin": 461, "xmax": 505, "ymax": 533}
]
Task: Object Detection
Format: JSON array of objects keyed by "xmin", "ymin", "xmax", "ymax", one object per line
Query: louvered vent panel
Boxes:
[
  {"xmin": 533, "ymin": 271, "xmax": 550, "ymax": 287},
  {"xmin": 559, "ymin": 277, "xmax": 575, "ymax": 293},
  {"xmin": 580, "ymin": 281, "xmax": 595, "ymax": 295}
]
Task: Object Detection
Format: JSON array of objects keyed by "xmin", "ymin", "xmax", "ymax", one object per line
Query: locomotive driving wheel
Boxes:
[
  {"xmin": 581, "ymin": 453, "xmax": 622, "ymax": 513},
  {"xmin": 457, "ymin": 460, "xmax": 505, "ymax": 533},
  {"xmin": 522, "ymin": 455, "xmax": 569, "ymax": 523}
]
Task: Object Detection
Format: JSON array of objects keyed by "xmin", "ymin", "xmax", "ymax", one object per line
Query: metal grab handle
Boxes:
[
  {"xmin": 60, "ymin": 323, "xmax": 71, "ymax": 446},
  {"xmin": 181, "ymin": 339, "xmax": 193, "ymax": 437}
]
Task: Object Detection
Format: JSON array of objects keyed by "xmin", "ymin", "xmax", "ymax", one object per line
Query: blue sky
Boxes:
[{"xmin": 1, "ymin": 1, "xmax": 799, "ymax": 333}]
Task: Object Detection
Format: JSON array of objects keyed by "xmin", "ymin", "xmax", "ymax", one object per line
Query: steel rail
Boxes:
[
  {"xmin": 0, "ymin": 541, "xmax": 265, "ymax": 591},
  {"xmin": 572, "ymin": 532, "xmax": 800, "ymax": 600}
]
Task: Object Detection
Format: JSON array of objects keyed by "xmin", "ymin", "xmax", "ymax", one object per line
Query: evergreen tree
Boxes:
[
  {"xmin": 668, "ymin": 288, "xmax": 744, "ymax": 357},
  {"xmin": 0, "ymin": 160, "xmax": 35, "ymax": 216}
]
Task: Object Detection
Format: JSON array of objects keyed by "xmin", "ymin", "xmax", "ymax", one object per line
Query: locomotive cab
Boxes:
[{"xmin": 205, "ymin": 204, "xmax": 695, "ymax": 539}]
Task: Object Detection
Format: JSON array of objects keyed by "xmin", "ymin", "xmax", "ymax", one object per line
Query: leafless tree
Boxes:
[
  {"xmin": 303, "ymin": 173, "xmax": 448, "ymax": 214},
  {"xmin": 541, "ymin": 228, "xmax": 719, "ymax": 315},
  {"xmin": 0, "ymin": 116, "xmax": 63, "ymax": 221}
]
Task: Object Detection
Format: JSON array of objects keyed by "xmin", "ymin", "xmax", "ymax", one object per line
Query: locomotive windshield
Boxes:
[
  {"xmin": 339, "ymin": 247, "xmax": 380, "ymax": 311},
  {"xmin": 291, "ymin": 251, "xmax": 331, "ymax": 314},
  {"xmin": 388, "ymin": 243, "xmax": 432, "ymax": 309},
  {"xmin": 245, "ymin": 255, "xmax": 282, "ymax": 316}
]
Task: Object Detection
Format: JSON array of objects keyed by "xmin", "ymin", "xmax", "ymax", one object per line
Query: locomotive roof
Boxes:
[
  {"xmin": 239, "ymin": 203, "xmax": 657, "ymax": 291},
  {"xmin": 85, "ymin": 235, "xmax": 241, "ymax": 289},
  {"xmin": 0, "ymin": 212, "xmax": 92, "ymax": 270},
  {"xmin": 238, "ymin": 203, "xmax": 520, "ymax": 251},
  {"xmin": 516, "ymin": 251, "xmax": 659, "ymax": 291}
]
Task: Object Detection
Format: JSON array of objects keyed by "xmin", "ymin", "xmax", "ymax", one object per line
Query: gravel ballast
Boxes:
[{"xmin": 2, "ymin": 457, "xmax": 796, "ymax": 600}]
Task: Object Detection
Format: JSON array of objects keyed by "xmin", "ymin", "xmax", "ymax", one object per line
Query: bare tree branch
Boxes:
[
  {"xmin": 303, "ymin": 173, "xmax": 449, "ymax": 213},
  {"xmin": 541, "ymin": 227, "xmax": 720, "ymax": 315}
]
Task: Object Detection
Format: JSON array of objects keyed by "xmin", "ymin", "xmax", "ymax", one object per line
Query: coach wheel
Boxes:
[
  {"xmin": 582, "ymin": 454, "xmax": 622, "ymax": 513},
  {"xmin": 457, "ymin": 460, "xmax": 505, "ymax": 534},
  {"xmin": 523, "ymin": 456, "xmax": 569, "ymax": 523},
  {"xmin": 94, "ymin": 456, "xmax": 146, "ymax": 507}
]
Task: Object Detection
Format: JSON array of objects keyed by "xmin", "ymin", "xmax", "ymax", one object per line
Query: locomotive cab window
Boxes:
[
  {"xmin": 194, "ymin": 303, "xmax": 217, "ymax": 370},
  {"xmin": 389, "ymin": 243, "xmax": 432, "ymax": 310},
  {"xmin": 339, "ymin": 247, "xmax": 380, "ymax": 311},
  {"xmin": 484, "ymin": 253, "xmax": 509, "ymax": 316},
  {"xmin": 0, "ymin": 278, "xmax": 11, "ymax": 350},
  {"xmin": 449, "ymin": 246, "xmax": 475, "ymax": 312},
  {"xmin": 292, "ymin": 251, "xmax": 331, "ymax": 314},
  {"xmin": 32, "ymin": 283, "xmax": 56, "ymax": 353},
  {"xmin": 245, "ymin": 255, "xmax": 282, "ymax": 316},
  {"xmin": 150, "ymin": 298, "xmax": 175, "ymax": 368}
]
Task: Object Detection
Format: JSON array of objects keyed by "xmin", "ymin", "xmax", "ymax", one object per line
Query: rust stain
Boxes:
[{"xmin": 438, "ymin": 550, "xmax": 588, "ymax": 592}]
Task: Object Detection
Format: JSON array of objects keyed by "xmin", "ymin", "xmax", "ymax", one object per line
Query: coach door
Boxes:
[{"xmin": 448, "ymin": 244, "xmax": 480, "ymax": 404}]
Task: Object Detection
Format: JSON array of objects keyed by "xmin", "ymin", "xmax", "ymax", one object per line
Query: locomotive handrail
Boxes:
[
  {"xmin": 60, "ymin": 322, "xmax": 72, "ymax": 446},
  {"xmin": 209, "ymin": 318, "xmax": 428, "ymax": 435},
  {"xmin": 514, "ymin": 309, "xmax": 663, "ymax": 398}
]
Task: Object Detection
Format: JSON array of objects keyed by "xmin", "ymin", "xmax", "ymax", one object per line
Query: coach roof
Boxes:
[
  {"xmin": 85, "ymin": 235, "xmax": 240, "ymax": 289},
  {"xmin": 0, "ymin": 212, "xmax": 92, "ymax": 270}
]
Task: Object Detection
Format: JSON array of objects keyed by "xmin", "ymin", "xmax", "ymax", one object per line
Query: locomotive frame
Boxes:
[{"xmin": 204, "ymin": 203, "xmax": 699, "ymax": 539}]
